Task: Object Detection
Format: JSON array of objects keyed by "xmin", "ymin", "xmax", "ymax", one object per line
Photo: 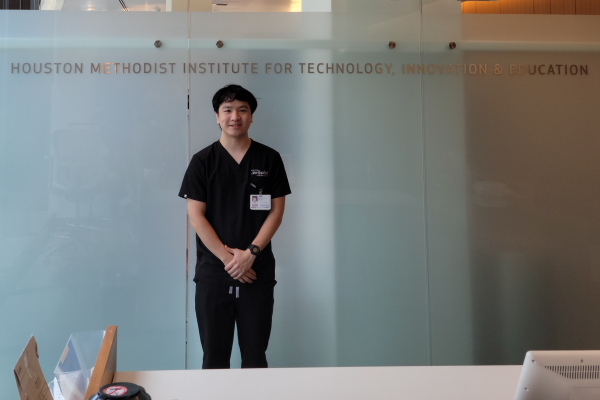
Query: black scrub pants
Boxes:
[{"xmin": 195, "ymin": 280, "xmax": 275, "ymax": 369}]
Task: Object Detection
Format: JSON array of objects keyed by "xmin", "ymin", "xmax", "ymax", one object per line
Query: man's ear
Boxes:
[{"xmin": 215, "ymin": 112, "xmax": 220, "ymax": 125}]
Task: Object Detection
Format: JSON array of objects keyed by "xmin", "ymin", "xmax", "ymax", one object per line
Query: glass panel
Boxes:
[
  {"xmin": 422, "ymin": 1, "xmax": 600, "ymax": 365},
  {"xmin": 5, "ymin": 0, "xmax": 598, "ymax": 385},
  {"xmin": 187, "ymin": 1, "xmax": 427, "ymax": 369},
  {"xmin": 0, "ymin": 11, "xmax": 188, "ymax": 398}
]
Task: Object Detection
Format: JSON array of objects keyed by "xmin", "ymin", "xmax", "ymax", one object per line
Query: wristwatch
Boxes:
[{"xmin": 248, "ymin": 244, "xmax": 261, "ymax": 257}]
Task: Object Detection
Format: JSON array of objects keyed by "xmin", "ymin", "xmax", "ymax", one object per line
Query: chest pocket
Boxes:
[{"xmin": 248, "ymin": 170, "xmax": 269, "ymax": 194}]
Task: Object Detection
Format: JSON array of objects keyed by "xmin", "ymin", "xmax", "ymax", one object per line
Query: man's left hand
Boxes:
[{"xmin": 224, "ymin": 245, "xmax": 256, "ymax": 281}]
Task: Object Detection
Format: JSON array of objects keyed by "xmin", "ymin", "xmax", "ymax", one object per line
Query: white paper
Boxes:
[{"xmin": 52, "ymin": 378, "xmax": 65, "ymax": 400}]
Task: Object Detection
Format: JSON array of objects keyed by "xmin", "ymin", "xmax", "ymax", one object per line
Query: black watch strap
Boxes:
[{"xmin": 248, "ymin": 244, "xmax": 261, "ymax": 257}]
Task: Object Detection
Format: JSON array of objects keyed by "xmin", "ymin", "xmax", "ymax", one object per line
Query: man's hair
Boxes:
[{"xmin": 212, "ymin": 84, "xmax": 258, "ymax": 114}]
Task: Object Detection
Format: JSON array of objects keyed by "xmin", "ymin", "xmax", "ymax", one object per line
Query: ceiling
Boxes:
[
  {"xmin": 212, "ymin": 0, "xmax": 302, "ymax": 12},
  {"xmin": 52, "ymin": 0, "xmax": 302, "ymax": 11}
]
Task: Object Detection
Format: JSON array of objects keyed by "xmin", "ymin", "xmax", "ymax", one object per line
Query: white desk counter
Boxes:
[{"xmin": 115, "ymin": 365, "xmax": 523, "ymax": 400}]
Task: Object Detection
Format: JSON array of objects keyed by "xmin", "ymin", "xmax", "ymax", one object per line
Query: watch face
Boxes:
[{"xmin": 252, "ymin": 247, "xmax": 259, "ymax": 254}]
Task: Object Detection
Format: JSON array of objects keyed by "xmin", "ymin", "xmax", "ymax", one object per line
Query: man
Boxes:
[{"xmin": 178, "ymin": 84, "xmax": 291, "ymax": 369}]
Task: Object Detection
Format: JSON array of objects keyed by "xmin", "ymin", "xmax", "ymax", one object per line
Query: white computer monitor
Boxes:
[{"xmin": 515, "ymin": 351, "xmax": 600, "ymax": 400}]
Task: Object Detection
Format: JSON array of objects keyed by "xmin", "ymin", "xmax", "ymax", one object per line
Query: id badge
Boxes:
[{"xmin": 250, "ymin": 194, "xmax": 271, "ymax": 210}]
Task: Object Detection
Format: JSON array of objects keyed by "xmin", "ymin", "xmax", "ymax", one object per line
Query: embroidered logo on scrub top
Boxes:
[{"xmin": 251, "ymin": 169, "xmax": 269, "ymax": 177}]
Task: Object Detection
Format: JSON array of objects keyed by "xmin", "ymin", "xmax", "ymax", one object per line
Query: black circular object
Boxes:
[{"xmin": 89, "ymin": 382, "xmax": 151, "ymax": 400}]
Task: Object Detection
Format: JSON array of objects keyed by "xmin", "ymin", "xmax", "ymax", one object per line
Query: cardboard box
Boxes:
[{"xmin": 14, "ymin": 336, "xmax": 53, "ymax": 400}]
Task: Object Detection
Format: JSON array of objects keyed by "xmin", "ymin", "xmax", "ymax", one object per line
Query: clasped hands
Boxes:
[{"xmin": 223, "ymin": 244, "xmax": 257, "ymax": 283}]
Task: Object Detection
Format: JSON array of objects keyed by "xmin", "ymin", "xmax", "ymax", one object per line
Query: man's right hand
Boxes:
[{"xmin": 221, "ymin": 251, "xmax": 256, "ymax": 283}]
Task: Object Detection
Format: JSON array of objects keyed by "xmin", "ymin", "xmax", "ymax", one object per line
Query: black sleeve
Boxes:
[
  {"xmin": 178, "ymin": 154, "xmax": 207, "ymax": 202},
  {"xmin": 270, "ymin": 152, "xmax": 292, "ymax": 199}
]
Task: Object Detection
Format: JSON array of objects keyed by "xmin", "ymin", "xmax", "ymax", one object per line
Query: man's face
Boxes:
[{"xmin": 215, "ymin": 100, "xmax": 253, "ymax": 138}]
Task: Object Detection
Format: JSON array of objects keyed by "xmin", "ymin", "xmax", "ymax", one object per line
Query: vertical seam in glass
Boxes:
[
  {"xmin": 184, "ymin": 0, "xmax": 191, "ymax": 371},
  {"xmin": 419, "ymin": 0, "xmax": 433, "ymax": 367}
]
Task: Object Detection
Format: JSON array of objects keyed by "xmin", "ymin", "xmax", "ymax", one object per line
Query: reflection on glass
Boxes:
[{"xmin": 422, "ymin": 10, "xmax": 600, "ymax": 365}]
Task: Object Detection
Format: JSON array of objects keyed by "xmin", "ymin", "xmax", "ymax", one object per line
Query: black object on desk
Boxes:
[{"xmin": 89, "ymin": 382, "xmax": 151, "ymax": 400}]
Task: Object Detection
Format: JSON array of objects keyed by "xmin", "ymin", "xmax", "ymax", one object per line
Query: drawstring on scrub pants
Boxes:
[{"xmin": 229, "ymin": 286, "xmax": 240, "ymax": 298}]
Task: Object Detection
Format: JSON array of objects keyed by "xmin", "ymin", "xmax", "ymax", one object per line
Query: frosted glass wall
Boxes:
[
  {"xmin": 422, "ymin": 1, "xmax": 600, "ymax": 365},
  {"xmin": 186, "ymin": 5, "xmax": 426, "ymax": 369},
  {"xmin": 0, "ymin": 11, "xmax": 188, "ymax": 399}
]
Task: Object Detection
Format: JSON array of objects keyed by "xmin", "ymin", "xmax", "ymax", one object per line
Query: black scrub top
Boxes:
[{"xmin": 179, "ymin": 139, "xmax": 291, "ymax": 285}]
